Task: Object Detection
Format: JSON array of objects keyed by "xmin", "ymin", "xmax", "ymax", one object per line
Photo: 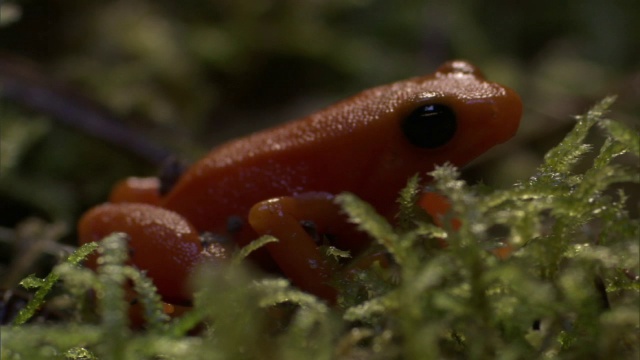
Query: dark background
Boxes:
[{"xmin": 1, "ymin": 0, "xmax": 638, "ymax": 283}]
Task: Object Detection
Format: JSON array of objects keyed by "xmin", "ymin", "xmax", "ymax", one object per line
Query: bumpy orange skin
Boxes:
[
  {"xmin": 78, "ymin": 60, "xmax": 522, "ymax": 305},
  {"xmin": 78, "ymin": 203, "xmax": 202, "ymax": 304}
]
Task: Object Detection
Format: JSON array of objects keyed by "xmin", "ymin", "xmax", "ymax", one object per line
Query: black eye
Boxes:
[{"xmin": 401, "ymin": 104, "xmax": 457, "ymax": 148}]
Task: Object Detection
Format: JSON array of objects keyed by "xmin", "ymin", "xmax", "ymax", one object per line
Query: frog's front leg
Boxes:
[
  {"xmin": 418, "ymin": 191, "xmax": 514, "ymax": 259},
  {"xmin": 249, "ymin": 192, "xmax": 354, "ymax": 303}
]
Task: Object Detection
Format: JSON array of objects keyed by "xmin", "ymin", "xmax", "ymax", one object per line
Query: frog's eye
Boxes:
[{"xmin": 401, "ymin": 104, "xmax": 457, "ymax": 149}]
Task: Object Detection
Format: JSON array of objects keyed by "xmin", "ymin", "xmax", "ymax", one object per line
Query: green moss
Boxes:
[{"xmin": 2, "ymin": 98, "xmax": 638, "ymax": 359}]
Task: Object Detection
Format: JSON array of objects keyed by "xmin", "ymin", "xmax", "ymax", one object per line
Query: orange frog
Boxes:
[{"xmin": 78, "ymin": 60, "xmax": 522, "ymax": 305}]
